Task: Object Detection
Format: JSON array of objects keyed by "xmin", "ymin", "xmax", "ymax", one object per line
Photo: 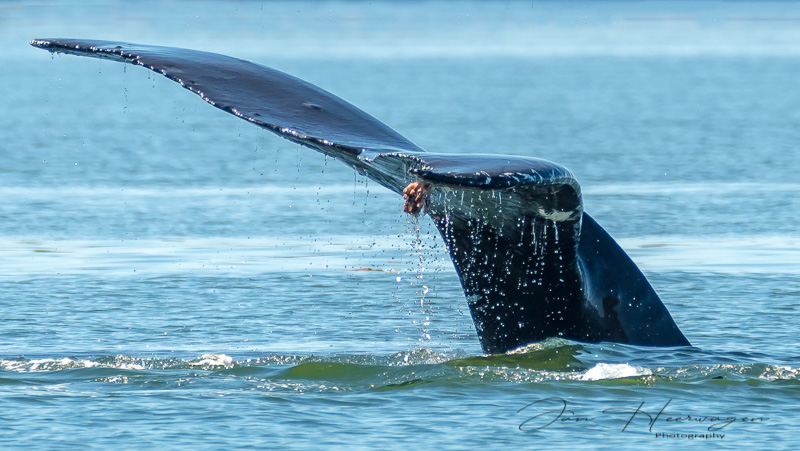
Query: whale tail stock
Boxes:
[{"xmin": 31, "ymin": 39, "xmax": 690, "ymax": 352}]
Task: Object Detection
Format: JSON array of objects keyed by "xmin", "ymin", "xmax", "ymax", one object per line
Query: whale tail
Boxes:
[{"xmin": 31, "ymin": 38, "xmax": 689, "ymax": 352}]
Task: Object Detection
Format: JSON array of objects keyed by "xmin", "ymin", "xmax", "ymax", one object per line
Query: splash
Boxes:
[{"xmin": 580, "ymin": 363, "xmax": 651, "ymax": 381}]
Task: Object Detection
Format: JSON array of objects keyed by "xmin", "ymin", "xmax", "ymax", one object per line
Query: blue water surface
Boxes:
[{"xmin": 1, "ymin": 1, "xmax": 799, "ymax": 449}]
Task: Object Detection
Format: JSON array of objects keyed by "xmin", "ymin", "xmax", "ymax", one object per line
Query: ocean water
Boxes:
[{"xmin": 2, "ymin": 1, "xmax": 800, "ymax": 448}]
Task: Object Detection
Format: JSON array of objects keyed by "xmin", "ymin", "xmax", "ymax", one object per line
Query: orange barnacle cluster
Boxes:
[{"xmin": 402, "ymin": 181, "xmax": 432, "ymax": 216}]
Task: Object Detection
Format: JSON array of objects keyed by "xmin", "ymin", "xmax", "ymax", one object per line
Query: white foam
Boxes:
[
  {"xmin": 1, "ymin": 357, "xmax": 101, "ymax": 372},
  {"xmin": 581, "ymin": 363, "xmax": 650, "ymax": 381},
  {"xmin": 191, "ymin": 354, "xmax": 233, "ymax": 367}
]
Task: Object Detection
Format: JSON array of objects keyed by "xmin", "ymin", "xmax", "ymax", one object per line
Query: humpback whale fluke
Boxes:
[{"xmin": 31, "ymin": 38, "xmax": 690, "ymax": 353}]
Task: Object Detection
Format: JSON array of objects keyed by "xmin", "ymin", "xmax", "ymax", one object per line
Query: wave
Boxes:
[
  {"xmin": 621, "ymin": 235, "xmax": 800, "ymax": 274},
  {"xmin": 3, "ymin": 232, "xmax": 797, "ymax": 278},
  {"xmin": 3, "ymin": 181, "xmax": 799, "ymax": 199},
  {"xmin": 2, "ymin": 345, "xmax": 798, "ymax": 392},
  {"xmin": 0, "ymin": 184, "xmax": 376, "ymax": 198},
  {"xmin": 584, "ymin": 182, "xmax": 800, "ymax": 196}
]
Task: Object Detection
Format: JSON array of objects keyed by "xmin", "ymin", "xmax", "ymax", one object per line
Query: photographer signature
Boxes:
[{"xmin": 518, "ymin": 397, "xmax": 767, "ymax": 433}]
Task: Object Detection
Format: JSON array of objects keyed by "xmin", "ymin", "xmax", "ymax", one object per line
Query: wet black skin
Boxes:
[{"xmin": 31, "ymin": 39, "xmax": 690, "ymax": 353}]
